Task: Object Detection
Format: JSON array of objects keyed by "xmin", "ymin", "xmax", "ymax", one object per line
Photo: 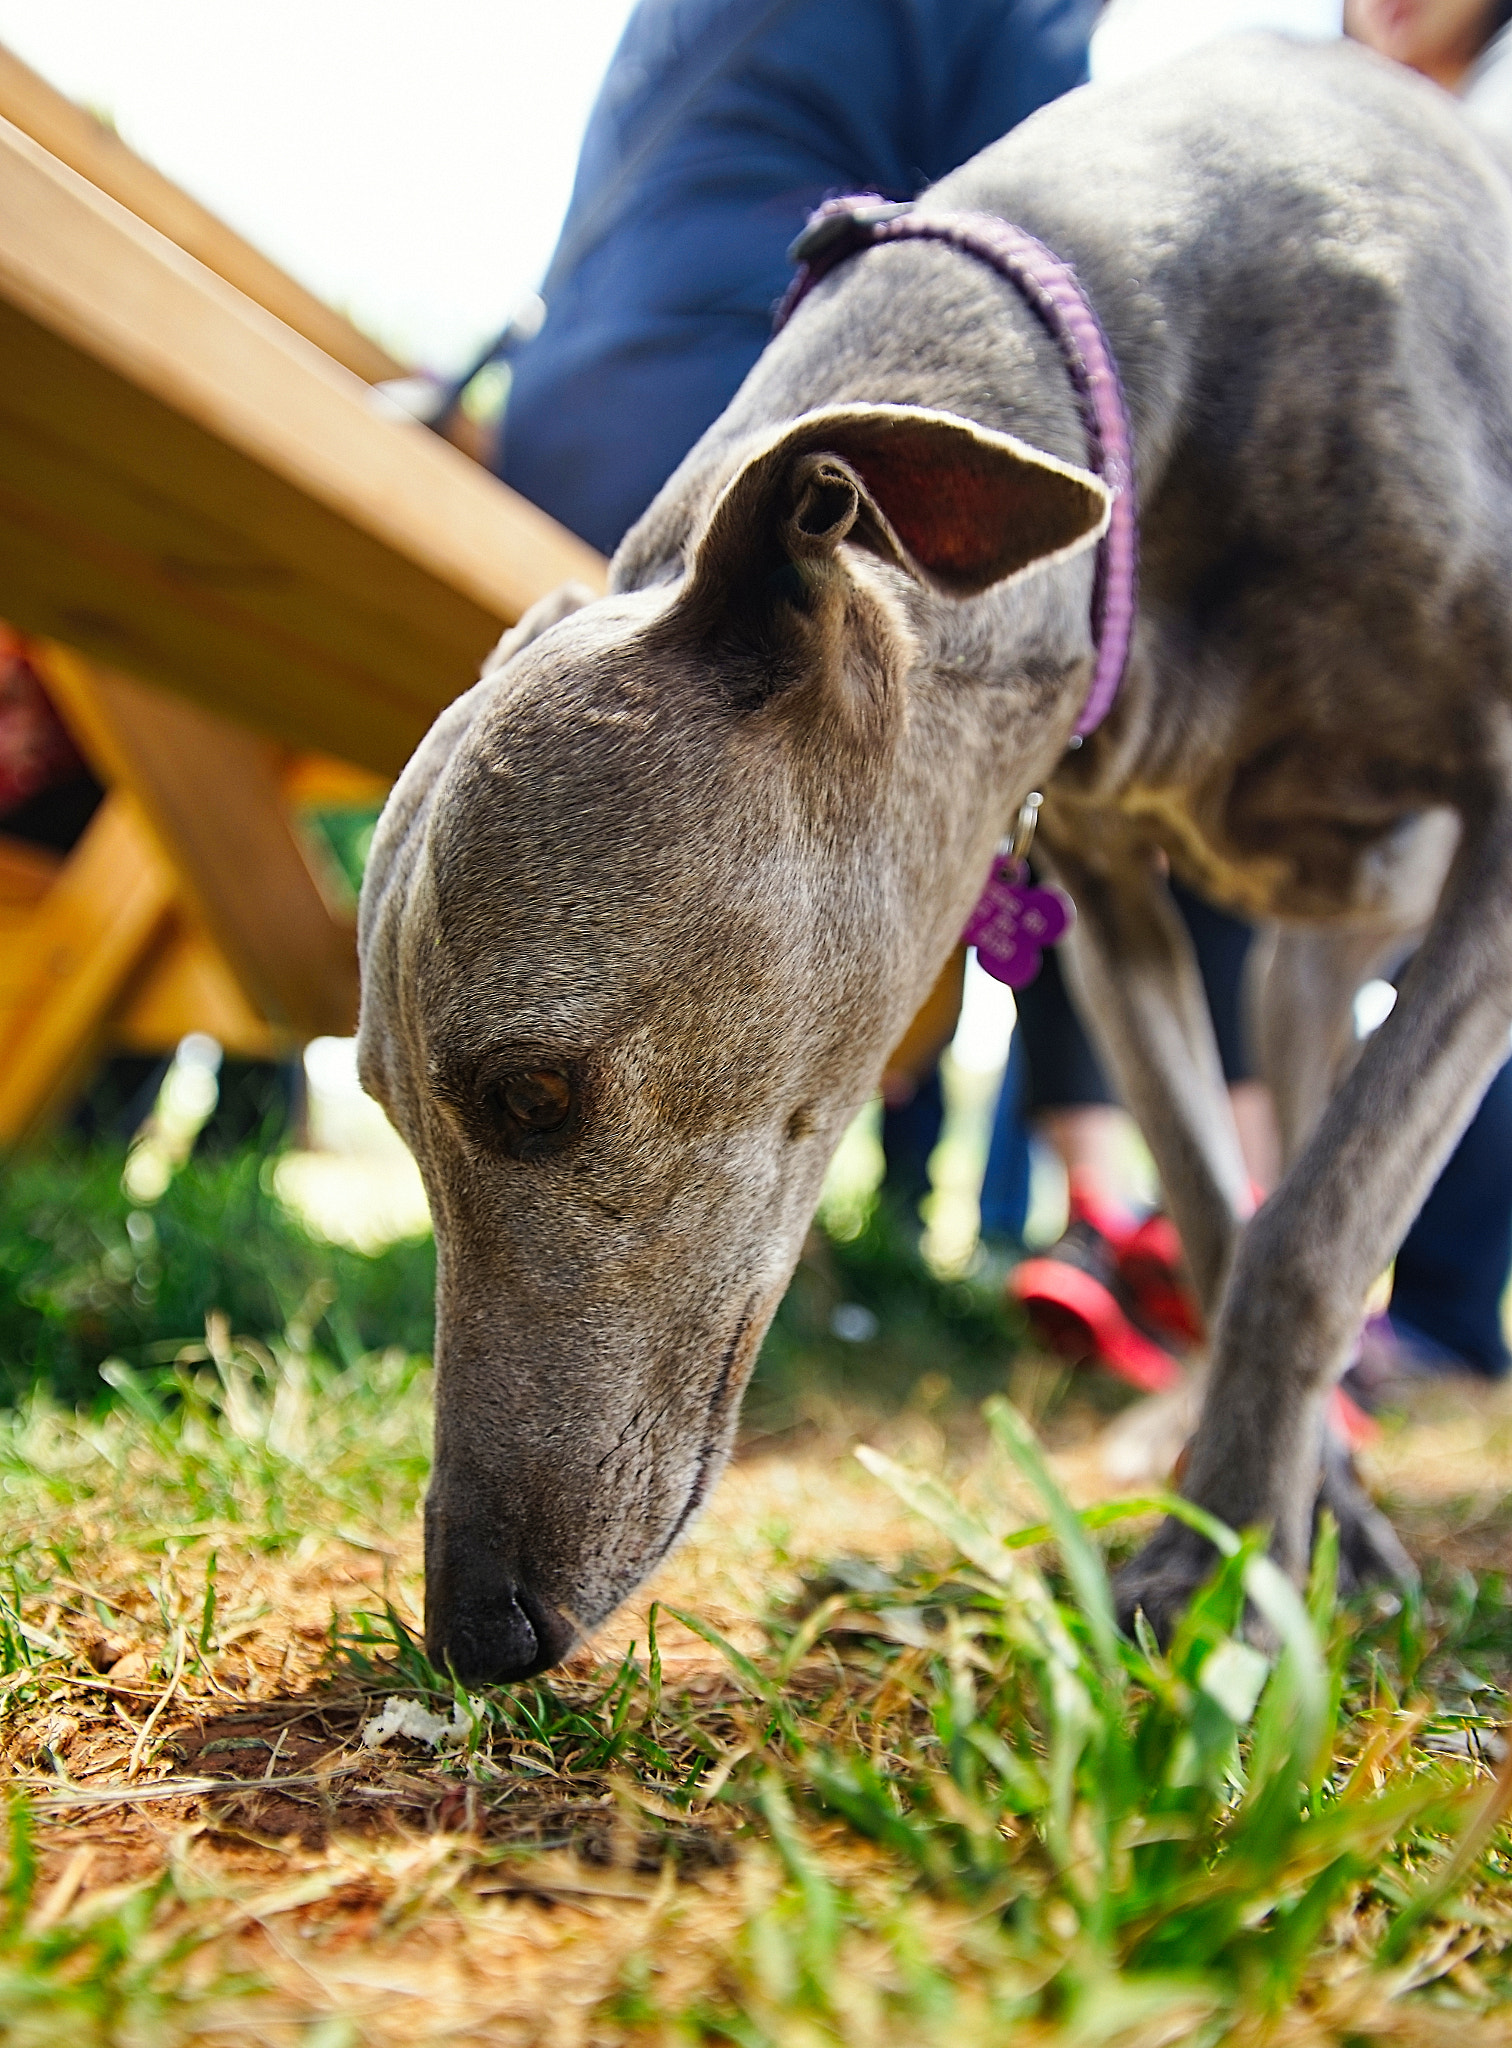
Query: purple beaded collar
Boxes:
[{"xmin": 775, "ymin": 196, "xmax": 1137, "ymax": 739}]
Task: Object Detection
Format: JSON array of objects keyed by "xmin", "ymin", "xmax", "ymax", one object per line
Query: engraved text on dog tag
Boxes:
[{"xmin": 963, "ymin": 857, "xmax": 1074, "ymax": 988}]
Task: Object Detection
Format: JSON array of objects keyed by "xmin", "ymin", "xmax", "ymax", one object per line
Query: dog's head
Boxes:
[{"xmin": 357, "ymin": 403, "xmax": 1107, "ymax": 1680}]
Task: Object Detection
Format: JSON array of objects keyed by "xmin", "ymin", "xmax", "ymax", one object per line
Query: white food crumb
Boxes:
[{"xmin": 360, "ymin": 1696, "xmax": 471, "ymax": 1751}]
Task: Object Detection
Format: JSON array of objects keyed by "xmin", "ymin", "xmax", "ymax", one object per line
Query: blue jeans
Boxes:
[{"xmin": 1389, "ymin": 1050, "xmax": 1512, "ymax": 1377}]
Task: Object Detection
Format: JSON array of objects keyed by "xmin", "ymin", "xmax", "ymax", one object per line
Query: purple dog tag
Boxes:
[{"xmin": 964, "ymin": 857, "xmax": 1074, "ymax": 988}]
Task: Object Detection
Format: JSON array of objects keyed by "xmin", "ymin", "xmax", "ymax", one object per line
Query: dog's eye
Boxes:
[
  {"xmin": 443, "ymin": 1056, "xmax": 582, "ymax": 1159},
  {"xmin": 498, "ymin": 1068, "xmax": 572, "ymax": 1133}
]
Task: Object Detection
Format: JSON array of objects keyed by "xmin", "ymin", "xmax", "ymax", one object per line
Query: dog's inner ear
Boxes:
[
  {"xmin": 675, "ymin": 444, "xmax": 892, "ymax": 653},
  {"xmin": 788, "ymin": 460, "xmax": 863, "ymax": 547},
  {"xmin": 677, "ymin": 403, "xmax": 1110, "ymax": 660},
  {"xmin": 832, "ymin": 411, "xmax": 1109, "ymax": 593}
]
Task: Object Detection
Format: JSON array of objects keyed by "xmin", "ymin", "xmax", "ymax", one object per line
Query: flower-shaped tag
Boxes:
[{"xmin": 963, "ymin": 857, "xmax": 1074, "ymax": 988}]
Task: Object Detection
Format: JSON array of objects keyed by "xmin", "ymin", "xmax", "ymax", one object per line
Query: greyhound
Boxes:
[{"xmin": 358, "ymin": 34, "xmax": 1512, "ymax": 1681}]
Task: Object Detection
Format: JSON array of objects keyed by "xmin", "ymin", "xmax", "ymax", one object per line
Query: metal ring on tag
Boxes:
[{"xmin": 1009, "ymin": 791, "xmax": 1044, "ymax": 865}]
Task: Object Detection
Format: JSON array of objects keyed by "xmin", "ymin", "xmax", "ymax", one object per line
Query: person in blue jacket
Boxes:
[{"xmin": 498, "ymin": 0, "xmax": 1099, "ymax": 555}]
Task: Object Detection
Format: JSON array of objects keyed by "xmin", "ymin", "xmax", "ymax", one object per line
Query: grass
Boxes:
[
  {"xmin": 0, "ymin": 1144, "xmax": 436, "ymax": 1406},
  {"xmin": 0, "ymin": 1307, "xmax": 1511, "ymax": 2042},
  {"xmin": 748, "ymin": 1196, "xmax": 1031, "ymax": 1432},
  {"xmin": 1, "ymin": 1148, "xmax": 1511, "ymax": 2042},
  {"xmin": 0, "ymin": 1144, "xmax": 1029, "ymax": 1428}
]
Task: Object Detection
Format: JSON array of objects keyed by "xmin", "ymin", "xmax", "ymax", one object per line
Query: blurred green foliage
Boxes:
[
  {"xmin": 748, "ymin": 1200, "xmax": 1027, "ymax": 1428},
  {"xmin": 0, "ymin": 1145, "xmax": 1028, "ymax": 1418},
  {"xmin": 303, "ymin": 804, "xmax": 381, "ymax": 902},
  {"xmin": 0, "ymin": 1146, "xmax": 435, "ymax": 1406}
]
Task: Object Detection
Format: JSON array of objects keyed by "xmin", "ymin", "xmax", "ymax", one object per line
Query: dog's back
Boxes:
[
  {"xmin": 919, "ymin": 36, "xmax": 1512, "ymax": 916},
  {"xmin": 950, "ymin": 34, "xmax": 1512, "ymax": 501}
]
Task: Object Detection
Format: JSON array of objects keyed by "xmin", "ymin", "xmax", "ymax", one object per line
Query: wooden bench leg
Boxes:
[
  {"xmin": 0, "ymin": 792, "xmax": 174, "ymax": 1143},
  {"xmin": 36, "ymin": 642, "xmax": 359, "ymax": 1040}
]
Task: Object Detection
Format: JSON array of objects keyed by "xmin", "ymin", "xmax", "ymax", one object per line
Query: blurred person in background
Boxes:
[
  {"xmin": 496, "ymin": 0, "xmax": 1097, "ymax": 554},
  {"xmin": 1346, "ymin": 0, "xmax": 1512, "ymax": 104},
  {"xmin": 991, "ymin": 883, "xmax": 1280, "ymax": 1393},
  {"xmin": 492, "ymin": 0, "xmax": 1100, "ymax": 1229}
]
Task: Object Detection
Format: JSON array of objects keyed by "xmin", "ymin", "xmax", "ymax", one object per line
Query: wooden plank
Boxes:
[
  {"xmin": 0, "ymin": 793, "xmax": 175, "ymax": 1143},
  {"xmin": 38, "ymin": 645, "xmax": 360, "ymax": 1041},
  {"xmin": 0, "ymin": 115, "xmax": 605, "ymax": 772},
  {"xmin": 884, "ymin": 946, "xmax": 967, "ymax": 1087},
  {"xmin": 0, "ymin": 307, "xmax": 489, "ymax": 770},
  {"xmin": 0, "ymin": 834, "xmax": 59, "ymax": 943},
  {"xmin": 282, "ymin": 756, "xmax": 391, "ymax": 810},
  {"xmin": 0, "ymin": 833, "xmax": 60, "ymax": 906},
  {"xmin": 0, "ymin": 117, "xmax": 605, "ymax": 620},
  {"xmin": 113, "ymin": 916, "xmax": 277, "ymax": 1061},
  {"xmin": 0, "ymin": 42, "xmax": 405, "ymax": 384}
]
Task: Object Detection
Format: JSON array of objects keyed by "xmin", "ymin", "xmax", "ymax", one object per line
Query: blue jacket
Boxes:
[{"xmin": 498, "ymin": 0, "xmax": 1098, "ymax": 554}]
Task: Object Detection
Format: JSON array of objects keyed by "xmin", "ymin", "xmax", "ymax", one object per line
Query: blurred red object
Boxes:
[{"xmin": 0, "ymin": 627, "xmax": 85, "ymax": 819}]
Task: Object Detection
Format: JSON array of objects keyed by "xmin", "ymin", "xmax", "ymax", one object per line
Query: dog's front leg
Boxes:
[
  {"xmin": 1253, "ymin": 806, "xmax": 1457, "ymax": 1169},
  {"xmin": 1119, "ymin": 796, "xmax": 1512, "ymax": 1633},
  {"xmin": 1252, "ymin": 924, "xmax": 1423, "ymax": 1596},
  {"xmin": 1252, "ymin": 925, "xmax": 1407, "ymax": 1170},
  {"xmin": 1040, "ymin": 831, "xmax": 1250, "ymax": 1317}
]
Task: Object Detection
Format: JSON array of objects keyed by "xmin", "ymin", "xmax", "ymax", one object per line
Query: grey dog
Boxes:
[{"xmin": 358, "ymin": 34, "xmax": 1512, "ymax": 1681}]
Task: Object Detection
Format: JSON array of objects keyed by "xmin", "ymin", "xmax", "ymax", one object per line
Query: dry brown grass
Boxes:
[{"xmin": 0, "ymin": 1374, "xmax": 980, "ymax": 2043}]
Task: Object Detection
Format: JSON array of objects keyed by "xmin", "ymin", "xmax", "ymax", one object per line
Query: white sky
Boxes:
[
  {"xmin": 0, "ymin": 1, "xmax": 1361, "ymax": 370},
  {"xmin": 0, "ymin": 0, "xmax": 639, "ymax": 370},
  {"xmin": 1090, "ymin": 0, "xmax": 1342, "ymax": 83}
]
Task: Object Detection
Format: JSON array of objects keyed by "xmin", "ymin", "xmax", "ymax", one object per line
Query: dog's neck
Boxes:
[
  {"xmin": 615, "ymin": 231, "xmax": 1099, "ymax": 604},
  {"xmin": 776, "ymin": 199, "xmax": 1138, "ymax": 741}
]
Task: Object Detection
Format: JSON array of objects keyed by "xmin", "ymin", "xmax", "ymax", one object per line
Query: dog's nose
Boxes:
[
  {"xmin": 429, "ymin": 1584, "xmax": 562, "ymax": 1684},
  {"xmin": 423, "ymin": 1542, "xmax": 574, "ymax": 1683}
]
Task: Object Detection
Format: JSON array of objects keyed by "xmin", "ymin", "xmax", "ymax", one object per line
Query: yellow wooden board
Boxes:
[
  {"xmin": 0, "ymin": 643, "xmax": 365, "ymax": 1140},
  {"xmin": 114, "ymin": 916, "xmax": 276, "ymax": 1063},
  {"xmin": 0, "ymin": 793, "xmax": 176, "ymax": 1139},
  {"xmin": 39, "ymin": 644, "xmax": 359, "ymax": 1041},
  {"xmin": 0, "ymin": 115, "xmax": 605, "ymax": 775}
]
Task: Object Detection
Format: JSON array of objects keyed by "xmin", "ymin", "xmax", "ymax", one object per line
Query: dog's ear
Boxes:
[
  {"xmin": 481, "ymin": 581, "xmax": 598, "ymax": 679},
  {"xmin": 681, "ymin": 403, "xmax": 1109, "ymax": 630}
]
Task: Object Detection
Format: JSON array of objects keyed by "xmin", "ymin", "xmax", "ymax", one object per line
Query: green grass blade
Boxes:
[
  {"xmin": 1378, "ymin": 1743, "xmax": 1512, "ymax": 1965},
  {"xmin": 854, "ymin": 1443, "xmax": 1025, "ymax": 1590},
  {"xmin": 661, "ymin": 1605, "xmax": 776, "ymax": 1704},
  {"xmin": 985, "ymin": 1396, "xmax": 1120, "ymax": 1684},
  {"xmin": 2, "ymin": 1796, "xmax": 36, "ymax": 1935}
]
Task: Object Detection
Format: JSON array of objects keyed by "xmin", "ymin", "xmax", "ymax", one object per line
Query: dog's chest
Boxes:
[{"xmin": 1091, "ymin": 681, "xmax": 1470, "ymax": 926}]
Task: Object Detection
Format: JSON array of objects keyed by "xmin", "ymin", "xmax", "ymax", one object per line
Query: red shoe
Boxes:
[
  {"xmin": 1009, "ymin": 1207, "xmax": 1182, "ymax": 1396},
  {"xmin": 1330, "ymin": 1383, "xmax": 1379, "ymax": 1448},
  {"xmin": 1112, "ymin": 1186, "xmax": 1267, "ymax": 1353},
  {"xmin": 1117, "ymin": 1211, "xmax": 1205, "ymax": 1348}
]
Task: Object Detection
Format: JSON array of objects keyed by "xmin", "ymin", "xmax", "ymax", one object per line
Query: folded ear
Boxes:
[
  {"xmin": 680, "ymin": 403, "xmax": 1109, "ymax": 641},
  {"xmin": 480, "ymin": 581, "xmax": 598, "ymax": 679}
]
